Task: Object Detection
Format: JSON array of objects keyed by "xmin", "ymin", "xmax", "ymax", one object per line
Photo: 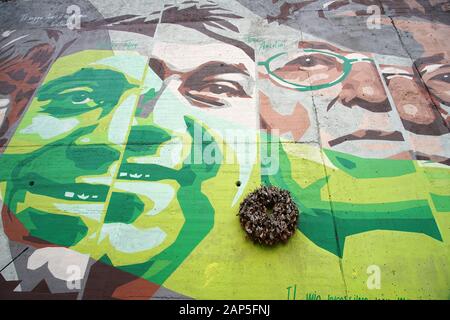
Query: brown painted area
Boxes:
[
  {"xmin": 387, "ymin": 150, "xmax": 414, "ymax": 160},
  {"xmin": 0, "ymin": 43, "xmax": 55, "ymax": 147},
  {"xmin": 383, "ymin": 65, "xmax": 450, "ymax": 135},
  {"xmin": 328, "ymin": 130, "xmax": 404, "ymax": 147},
  {"xmin": 83, "ymin": 260, "xmax": 160, "ymax": 300},
  {"xmin": 1, "ymin": 205, "xmax": 58, "ymax": 249},
  {"xmin": 151, "ymin": 58, "xmax": 251, "ymax": 109},
  {"xmin": 112, "ymin": 277, "xmax": 160, "ymax": 300},
  {"xmin": 259, "ymin": 91, "xmax": 310, "ymax": 141},
  {"xmin": 267, "ymin": 0, "xmax": 316, "ymax": 23},
  {"xmin": 82, "ymin": 15, "xmax": 158, "ymax": 37},
  {"xmin": 339, "ymin": 63, "xmax": 391, "ymax": 112}
]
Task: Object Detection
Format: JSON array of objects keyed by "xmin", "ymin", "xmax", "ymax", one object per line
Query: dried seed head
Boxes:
[{"xmin": 238, "ymin": 185, "xmax": 299, "ymax": 246}]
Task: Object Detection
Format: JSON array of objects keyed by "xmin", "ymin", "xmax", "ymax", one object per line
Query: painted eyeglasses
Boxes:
[{"xmin": 258, "ymin": 49, "xmax": 374, "ymax": 91}]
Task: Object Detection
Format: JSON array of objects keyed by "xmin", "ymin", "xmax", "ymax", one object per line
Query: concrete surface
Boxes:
[{"xmin": 0, "ymin": 0, "xmax": 449, "ymax": 300}]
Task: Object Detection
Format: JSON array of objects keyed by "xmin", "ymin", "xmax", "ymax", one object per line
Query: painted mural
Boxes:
[{"xmin": 0, "ymin": 0, "xmax": 449, "ymax": 300}]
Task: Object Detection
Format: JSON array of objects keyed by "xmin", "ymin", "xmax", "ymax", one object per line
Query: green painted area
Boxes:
[
  {"xmin": 120, "ymin": 117, "xmax": 220, "ymax": 284},
  {"xmin": 142, "ymin": 88, "xmax": 157, "ymax": 104},
  {"xmin": 0, "ymin": 49, "xmax": 448, "ymax": 299},
  {"xmin": 431, "ymin": 193, "xmax": 450, "ymax": 212},
  {"xmin": 37, "ymin": 68, "xmax": 136, "ymax": 118},
  {"xmin": 0, "ymin": 126, "xmax": 119, "ymax": 211},
  {"xmin": 123, "ymin": 125, "xmax": 171, "ymax": 159},
  {"xmin": 66, "ymin": 143, "xmax": 121, "ymax": 171},
  {"xmin": 261, "ymin": 132, "xmax": 442, "ymax": 257},
  {"xmin": 324, "ymin": 149, "xmax": 416, "ymax": 179},
  {"xmin": 17, "ymin": 208, "xmax": 88, "ymax": 246},
  {"xmin": 104, "ymin": 192, "xmax": 145, "ymax": 224}
]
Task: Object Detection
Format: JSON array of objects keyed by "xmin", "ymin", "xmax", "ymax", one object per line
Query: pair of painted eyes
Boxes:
[
  {"xmin": 279, "ymin": 55, "xmax": 450, "ymax": 83},
  {"xmin": 66, "ymin": 83, "xmax": 245, "ymax": 107}
]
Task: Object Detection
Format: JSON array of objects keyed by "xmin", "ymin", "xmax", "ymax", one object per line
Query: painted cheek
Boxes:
[
  {"xmin": 259, "ymin": 92, "xmax": 310, "ymax": 141},
  {"xmin": 348, "ymin": 64, "xmax": 387, "ymax": 102},
  {"xmin": 390, "ymin": 79, "xmax": 436, "ymax": 124},
  {"xmin": 107, "ymin": 94, "xmax": 141, "ymax": 145}
]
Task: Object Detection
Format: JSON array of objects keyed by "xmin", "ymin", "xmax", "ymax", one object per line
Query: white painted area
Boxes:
[
  {"xmin": 54, "ymin": 203, "xmax": 104, "ymax": 221},
  {"xmin": 386, "ymin": 74, "xmax": 413, "ymax": 80},
  {"xmin": 20, "ymin": 115, "xmax": 79, "ymax": 139},
  {"xmin": 130, "ymin": 137, "xmax": 183, "ymax": 169},
  {"xmin": 27, "ymin": 247, "xmax": 90, "ymax": 281},
  {"xmin": 95, "ymin": 54, "xmax": 148, "ymax": 82},
  {"xmin": 2, "ymin": 30, "xmax": 15, "ymax": 38},
  {"xmin": 421, "ymin": 64, "xmax": 443, "ymax": 74},
  {"xmin": 403, "ymin": 104, "xmax": 418, "ymax": 116},
  {"xmin": 99, "ymin": 223, "xmax": 166, "ymax": 253},
  {"xmin": 142, "ymin": 64, "xmax": 163, "ymax": 94},
  {"xmin": 108, "ymin": 94, "xmax": 138, "ymax": 144},
  {"xmin": 114, "ymin": 181, "xmax": 175, "ymax": 216},
  {"xmin": 0, "ymin": 108, "xmax": 6, "ymax": 126},
  {"xmin": 362, "ymin": 86, "xmax": 375, "ymax": 96},
  {"xmin": 0, "ymin": 34, "xmax": 28, "ymax": 50},
  {"xmin": 77, "ymin": 194, "xmax": 90, "ymax": 200},
  {"xmin": 382, "ymin": 67, "xmax": 411, "ymax": 74},
  {"xmin": 81, "ymin": 176, "xmax": 113, "ymax": 185},
  {"xmin": 0, "ymin": 98, "xmax": 10, "ymax": 108}
]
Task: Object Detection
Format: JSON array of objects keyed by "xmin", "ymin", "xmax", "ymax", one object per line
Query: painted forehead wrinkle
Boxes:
[{"xmin": 151, "ymin": 41, "xmax": 255, "ymax": 75}]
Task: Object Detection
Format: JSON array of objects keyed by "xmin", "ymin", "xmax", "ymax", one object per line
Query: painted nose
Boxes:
[{"xmin": 340, "ymin": 63, "xmax": 391, "ymax": 112}]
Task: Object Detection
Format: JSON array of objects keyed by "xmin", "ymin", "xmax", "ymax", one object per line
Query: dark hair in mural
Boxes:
[
  {"xmin": 160, "ymin": 2, "xmax": 254, "ymax": 58},
  {"xmin": 0, "ymin": 31, "xmax": 68, "ymax": 147},
  {"xmin": 236, "ymin": 0, "xmax": 450, "ymax": 56},
  {"xmin": 0, "ymin": 0, "xmax": 105, "ymax": 147}
]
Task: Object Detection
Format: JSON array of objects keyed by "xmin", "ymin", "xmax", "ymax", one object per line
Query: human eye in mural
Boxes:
[
  {"xmin": 36, "ymin": 68, "xmax": 136, "ymax": 118},
  {"xmin": 173, "ymin": 61, "xmax": 252, "ymax": 108},
  {"xmin": 258, "ymin": 40, "xmax": 407, "ymax": 160},
  {"xmin": 259, "ymin": 49, "xmax": 368, "ymax": 91},
  {"xmin": 419, "ymin": 61, "xmax": 450, "ymax": 109}
]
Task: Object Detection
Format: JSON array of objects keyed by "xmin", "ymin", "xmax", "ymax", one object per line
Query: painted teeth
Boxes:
[
  {"xmin": 119, "ymin": 172, "xmax": 149, "ymax": 179},
  {"xmin": 64, "ymin": 191, "xmax": 98, "ymax": 200}
]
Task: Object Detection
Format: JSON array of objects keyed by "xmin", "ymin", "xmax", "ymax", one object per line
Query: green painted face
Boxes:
[{"xmin": 0, "ymin": 50, "xmax": 235, "ymax": 284}]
